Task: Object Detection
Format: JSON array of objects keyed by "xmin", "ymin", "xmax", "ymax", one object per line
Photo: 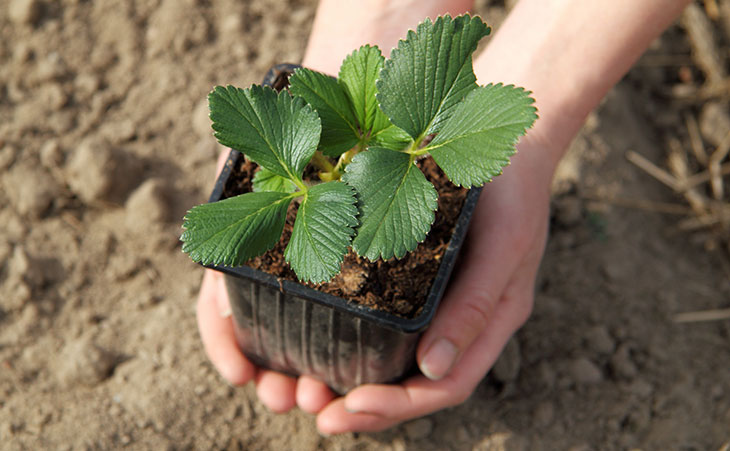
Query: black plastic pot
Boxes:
[{"xmin": 205, "ymin": 64, "xmax": 482, "ymax": 394}]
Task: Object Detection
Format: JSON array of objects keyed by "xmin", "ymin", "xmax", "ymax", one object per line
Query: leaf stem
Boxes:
[
  {"xmin": 292, "ymin": 178, "xmax": 309, "ymax": 193},
  {"xmin": 310, "ymin": 151, "xmax": 335, "ymax": 173}
]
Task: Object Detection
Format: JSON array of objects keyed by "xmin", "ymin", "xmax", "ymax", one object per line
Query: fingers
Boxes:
[
  {"xmin": 317, "ymin": 284, "xmax": 535, "ymax": 434},
  {"xmin": 196, "ymin": 270, "xmax": 256, "ymax": 386},
  {"xmin": 296, "ymin": 376, "xmax": 337, "ymax": 414},
  {"xmin": 255, "ymin": 370, "xmax": 298, "ymax": 413},
  {"xmin": 317, "ymin": 399, "xmax": 394, "ymax": 434}
]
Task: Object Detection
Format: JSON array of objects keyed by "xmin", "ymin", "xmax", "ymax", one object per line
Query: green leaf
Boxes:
[
  {"xmin": 285, "ymin": 182, "xmax": 358, "ymax": 283},
  {"xmin": 252, "ymin": 167, "xmax": 298, "ymax": 193},
  {"xmin": 426, "ymin": 83, "xmax": 538, "ymax": 187},
  {"xmin": 370, "ymin": 124, "xmax": 413, "ymax": 151},
  {"xmin": 288, "ymin": 68, "xmax": 360, "ymax": 157},
  {"xmin": 208, "ymin": 85, "xmax": 319, "ymax": 182},
  {"xmin": 338, "ymin": 45, "xmax": 391, "ymax": 137},
  {"xmin": 343, "ymin": 148, "xmax": 438, "ymax": 260},
  {"xmin": 181, "ymin": 191, "xmax": 292, "ymax": 266},
  {"xmin": 377, "ymin": 15, "xmax": 490, "ymax": 140}
]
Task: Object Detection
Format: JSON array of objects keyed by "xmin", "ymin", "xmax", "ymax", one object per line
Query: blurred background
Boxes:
[{"xmin": 1, "ymin": 0, "xmax": 729, "ymax": 449}]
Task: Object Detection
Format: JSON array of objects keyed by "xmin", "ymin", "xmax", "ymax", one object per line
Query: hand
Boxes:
[
  {"xmin": 314, "ymin": 136, "xmax": 553, "ymax": 432},
  {"xmin": 196, "ymin": 149, "xmax": 337, "ymax": 413}
]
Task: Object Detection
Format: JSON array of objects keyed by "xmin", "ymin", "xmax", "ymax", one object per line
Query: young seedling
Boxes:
[{"xmin": 181, "ymin": 14, "xmax": 537, "ymax": 284}]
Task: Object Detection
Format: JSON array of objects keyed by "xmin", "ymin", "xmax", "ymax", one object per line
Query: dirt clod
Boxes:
[
  {"xmin": 584, "ymin": 325, "xmax": 616, "ymax": 355},
  {"xmin": 56, "ymin": 338, "xmax": 116, "ymax": 388},
  {"xmin": 568, "ymin": 358, "xmax": 604, "ymax": 385},
  {"xmin": 2, "ymin": 161, "xmax": 58, "ymax": 218},
  {"xmin": 125, "ymin": 178, "xmax": 170, "ymax": 230},
  {"xmin": 64, "ymin": 138, "xmax": 140, "ymax": 204}
]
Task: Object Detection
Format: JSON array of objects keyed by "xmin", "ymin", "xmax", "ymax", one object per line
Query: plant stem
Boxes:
[
  {"xmin": 310, "ymin": 151, "xmax": 335, "ymax": 173},
  {"xmin": 334, "ymin": 145, "xmax": 360, "ymax": 175}
]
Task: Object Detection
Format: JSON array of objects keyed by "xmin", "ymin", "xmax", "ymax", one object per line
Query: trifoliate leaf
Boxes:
[
  {"xmin": 343, "ymin": 148, "xmax": 438, "ymax": 260},
  {"xmin": 252, "ymin": 167, "xmax": 298, "ymax": 193},
  {"xmin": 285, "ymin": 182, "xmax": 358, "ymax": 283},
  {"xmin": 377, "ymin": 15, "xmax": 490, "ymax": 140},
  {"xmin": 426, "ymin": 84, "xmax": 537, "ymax": 187},
  {"xmin": 208, "ymin": 85, "xmax": 319, "ymax": 182},
  {"xmin": 338, "ymin": 45, "xmax": 391, "ymax": 137},
  {"xmin": 181, "ymin": 191, "xmax": 293, "ymax": 266},
  {"xmin": 288, "ymin": 68, "xmax": 360, "ymax": 157},
  {"xmin": 370, "ymin": 124, "xmax": 413, "ymax": 151}
]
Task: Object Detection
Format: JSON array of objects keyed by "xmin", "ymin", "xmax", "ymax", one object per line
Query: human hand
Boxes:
[
  {"xmin": 313, "ymin": 136, "xmax": 553, "ymax": 433},
  {"xmin": 196, "ymin": 149, "xmax": 338, "ymax": 413}
]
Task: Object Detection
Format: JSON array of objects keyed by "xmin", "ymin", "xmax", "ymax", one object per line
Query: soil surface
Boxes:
[
  {"xmin": 225, "ymin": 156, "xmax": 468, "ymax": 318},
  {"xmin": 2, "ymin": 1, "xmax": 730, "ymax": 449}
]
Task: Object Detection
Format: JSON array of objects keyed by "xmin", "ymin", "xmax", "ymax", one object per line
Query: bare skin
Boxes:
[{"xmin": 196, "ymin": 0, "xmax": 692, "ymax": 434}]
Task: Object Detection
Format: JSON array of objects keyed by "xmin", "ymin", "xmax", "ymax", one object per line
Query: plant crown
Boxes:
[{"xmin": 181, "ymin": 15, "xmax": 537, "ymax": 283}]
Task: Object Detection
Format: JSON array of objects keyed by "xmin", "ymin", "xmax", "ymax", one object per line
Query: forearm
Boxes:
[
  {"xmin": 475, "ymin": 0, "xmax": 692, "ymax": 174},
  {"xmin": 301, "ymin": 0, "xmax": 473, "ymax": 74}
]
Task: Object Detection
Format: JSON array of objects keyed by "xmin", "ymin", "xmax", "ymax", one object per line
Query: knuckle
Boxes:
[{"xmin": 461, "ymin": 289, "xmax": 498, "ymax": 331}]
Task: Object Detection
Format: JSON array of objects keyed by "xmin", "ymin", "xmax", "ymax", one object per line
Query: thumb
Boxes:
[{"xmin": 416, "ymin": 199, "xmax": 539, "ymax": 381}]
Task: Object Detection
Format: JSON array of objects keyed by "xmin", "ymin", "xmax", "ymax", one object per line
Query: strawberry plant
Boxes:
[{"xmin": 181, "ymin": 14, "xmax": 537, "ymax": 284}]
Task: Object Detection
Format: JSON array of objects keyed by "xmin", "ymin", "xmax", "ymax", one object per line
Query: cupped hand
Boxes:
[
  {"xmin": 196, "ymin": 149, "xmax": 337, "ymax": 414},
  {"xmin": 196, "ymin": 137, "xmax": 554, "ymax": 433},
  {"xmin": 315, "ymin": 137, "xmax": 553, "ymax": 433}
]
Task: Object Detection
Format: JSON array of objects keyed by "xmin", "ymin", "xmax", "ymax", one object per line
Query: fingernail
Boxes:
[
  {"xmin": 219, "ymin": 308, "xmax": 232, "ymax": 318},
  {"xmin": 420, "ymin": 338, "xmax": 458, "ymax": 381}
]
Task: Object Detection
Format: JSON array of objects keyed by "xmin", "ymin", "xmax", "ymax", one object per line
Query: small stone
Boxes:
[
  {"xmin": 610, "ymin": 344, "xmax": 638, "ymax": 380},
  {"xmin": 40, "ymin": 140, "xmax": 63, "ymax": 169},
  {"xmin": 491, "ymin": 337, "xmax": 521, "ymax": 383},
  {"xmin": 403, "ymin": 418, "xmax": 433, "ymax": 440},
  {"xmin": 584, "ymin": 325, "xmax": 615, "ymax": 355},
  {"xmin": 2, "ymin": 161, "xmax": 58, "ymax": 218},
  {"xmin": 8, "ymin": 0, "xmax": 42, "ymax": 26},
  {"xmin": 56, "ymin": 337, "xmax": 116, "ymax": 387},
  {"xmin": 699, "ymin": 102, "xmax": 730, "ymax": 147},
  {"xmin": 568, "ymin": 358, "xmax": 603, "ymax": 384},
  {"xmin": 125, "ymin": 178, "xmax": 170, "ymax": 230}
]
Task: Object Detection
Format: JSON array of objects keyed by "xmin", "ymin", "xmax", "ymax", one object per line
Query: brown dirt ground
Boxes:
[{"xmin": 1, "ymin": 0, "xmax": 729, "ymax": 449}]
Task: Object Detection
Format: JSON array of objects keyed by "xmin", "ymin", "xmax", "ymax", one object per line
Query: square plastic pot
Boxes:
[{"xmin": 203, "ymin": 64, "xmax": 482, "ymax": 394}]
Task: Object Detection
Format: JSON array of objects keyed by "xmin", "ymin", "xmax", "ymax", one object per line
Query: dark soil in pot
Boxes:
[{"xmin": 220, "ymin": 154, "xmax": 469, "ymax": 318}]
